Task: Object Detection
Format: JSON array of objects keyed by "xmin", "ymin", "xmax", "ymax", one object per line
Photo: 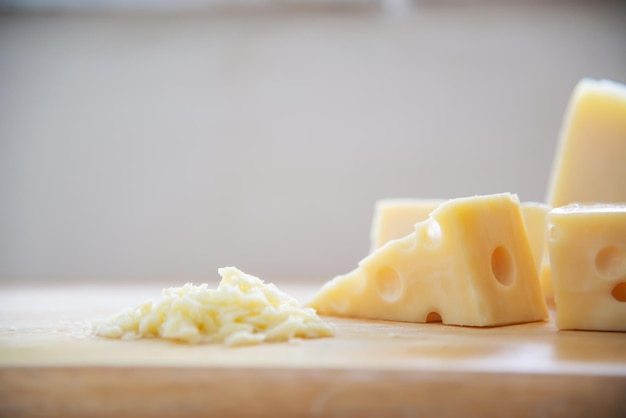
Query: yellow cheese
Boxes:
[
  {"xmin": 546, "ymin": 78, "xmax": 626, "ymax": 207},
  {"xmin": 539, "ymin": 257, "xmax": 554, "ymax": 305},
  {"xmin": 93, "ymin": 267, "xmax": 334, "ymax": 346},
  {"xmin": 369, "ymin": 199, "xmax": 444, "ymax": 251},
  {"xmin": 547, "ymin": 204, "xmax": 626, "ymax": 331},
  {"xmin": 521, "ymin": 203, "xmax": 555, "ymax": 305},
  {"xmin": 370, "ymin": 199, "xmax": 550, "ymax": 278},
  {"xmin": 520, "ymin": 203, "xmax": 551, "ymax": 273},
  {"xmin": 308, "ymin": 193, "xmax": 548, "ymax": 327},
  {"xmin": 543, "ymin": 78, "xmax": 626, "ymax": 305}
]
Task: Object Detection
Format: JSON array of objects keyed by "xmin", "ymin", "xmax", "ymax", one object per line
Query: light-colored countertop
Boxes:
[{"xmin": 1, "ymin": 281, "xmax": 625, "ymax": 417}]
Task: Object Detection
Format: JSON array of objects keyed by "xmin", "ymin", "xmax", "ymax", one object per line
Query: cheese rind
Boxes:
[
  {"xmin": 309, "ymin": 193, "xmax": 548, "ymax": 327},
  {"xmin": 547, "ymin": 204, "xmax": 626, "ymax": 331},
  {"xmin": 93, "ymin": 267, "xmax": 334, "ymax": 346},
  {"xmin": 546, "ymin": 78, "xmax": 626, "ymax": 207}
]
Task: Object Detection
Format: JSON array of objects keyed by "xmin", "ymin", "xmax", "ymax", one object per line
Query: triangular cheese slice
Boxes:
[
  {"xmin": 546, "ymin": 78, "xmax": 626, "ymax": 207},
  {"xmin": 308, "ymin": 193, "xmax": 548, "ymax": 327}
]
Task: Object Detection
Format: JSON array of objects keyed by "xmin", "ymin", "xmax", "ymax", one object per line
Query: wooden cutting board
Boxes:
[{"xmin": 1, "ymin": 281, "xmax": 625, "ymax": 418}]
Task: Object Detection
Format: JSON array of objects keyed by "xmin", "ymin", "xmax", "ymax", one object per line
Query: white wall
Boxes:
[{"xmin": 1, "ymin": 2, "xmax": 626, "ymax": 282}]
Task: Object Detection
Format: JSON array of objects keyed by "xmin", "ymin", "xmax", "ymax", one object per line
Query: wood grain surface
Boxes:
[{"xmin": 1, "ymin": 282, "xmax": 625, "ymax": 417}]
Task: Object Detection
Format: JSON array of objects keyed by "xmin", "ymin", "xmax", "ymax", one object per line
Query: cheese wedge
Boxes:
[
  {"xmin": 547, "ymin": 204, "xmax": 626, "ymax": 331},
  {"xmin": 546, "ymin": 78, "xmax": 626, "ymax": 207},
  {"xmin": 309, "ymin": 193, "xmax": 548, "ymax": 326},
  {"xmin": 370, "ymin": 199, "xmax": 550, "ymax": 277}
]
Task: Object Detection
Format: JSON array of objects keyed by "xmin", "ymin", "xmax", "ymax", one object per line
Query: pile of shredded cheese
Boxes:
[{"xmin": 93, "ymin": 267, "xmax": 334, "ymax": 346}]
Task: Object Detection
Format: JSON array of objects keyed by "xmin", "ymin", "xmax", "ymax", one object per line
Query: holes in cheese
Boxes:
[
  {"xmin": 612, "ymin": 283, "xmax": 626, "ymax": 303},
  {"xmin": 548, "ymin": 224, "xmax": 559, "ymax": 240},
  {"xmin": 425, "ymin": 312, "xmax": 442, "ymax": 323},
  {"xmin": 308, "ymin": 193, "xmax": 548, "ymax": 327},
  {"xmin": 376, "ymin": 266, "xmax": 403, "ymax": 302},
  {"xmin": 548, "ymin": 204, "xmax": 626, "ymax": 331},
  {"xmin": 93, "ymin": 267, "xmax": 334, "ymax": 346},
  {"xmin": 422, "ymin": 219, "xmax": 443, "ymax": 250},
  {"xmin": 595, "ymin": 245, "xmax": 626, "ymax": 280},
  {"xmin": 491, "ymin": 246, "xmax": 515, "ymax": 287}
]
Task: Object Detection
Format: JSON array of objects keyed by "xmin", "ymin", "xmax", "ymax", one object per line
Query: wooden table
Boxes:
[{"xmin": 1, "ymin": 281, "xmax": 625, "ymax": 417}]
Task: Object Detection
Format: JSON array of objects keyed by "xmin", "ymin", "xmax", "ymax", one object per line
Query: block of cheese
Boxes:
[
  {"xmin": 520, "ymin": 202, "xmax": 552, "ymax": 272},
  {"xmin": 539, "ymin": 256, "xmax": 554, "ymax": 305},
  {"xmin": 369, "ymin": 199, "xmax": 444, "ymax": 251},
  {"xmin": 546, "ymin": 78, "xmax": 626, "ymax": 207},
  {"xmin": 370, "ymin": 198, "xmax": 550, "ymax": 278},
  {"xmin": 547, "ymin": 204, "xmax": 626, "ymax": 331},
  {"xmin": 308, "ymin": 193, "xmax": 548, "ymax": 327},
  {"xmin": 521, "ymin": 203, "xmax": 555, "ymax": 305},
  {"xmin": 93, "ymin": 267, "xmax": 334, "ymax": 346}
]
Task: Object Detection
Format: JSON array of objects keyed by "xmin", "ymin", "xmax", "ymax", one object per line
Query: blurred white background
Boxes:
[{"xmin": 1, "ymin": 0, "xmax": 625, "ymax": 283}]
